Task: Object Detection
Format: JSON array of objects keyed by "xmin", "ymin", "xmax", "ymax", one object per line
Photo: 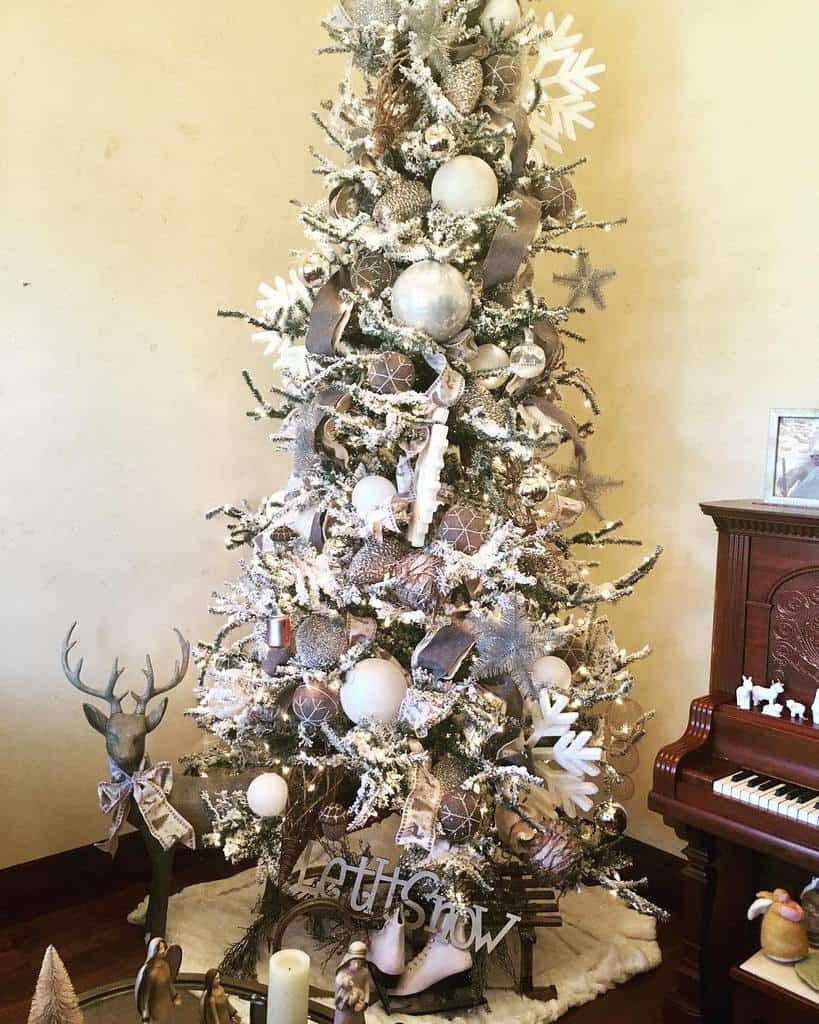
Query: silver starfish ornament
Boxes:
[{"xmin": 553, "ymin": 253, "xmax": 616, "ymax": 310}]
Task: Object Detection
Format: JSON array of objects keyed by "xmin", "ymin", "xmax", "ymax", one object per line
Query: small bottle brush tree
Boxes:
[
  {"xmin": 188, "ymin": 0, "xmax": 665, "ymax": 970},
  {"xmin": 28, "ymin": 947, "xmax": 84, "ymax": 1024}
]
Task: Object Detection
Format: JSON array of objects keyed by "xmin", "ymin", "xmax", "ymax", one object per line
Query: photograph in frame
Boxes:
[{"xmin": 764, "ymin": 409, "xmax": 819, "ymax": 507}]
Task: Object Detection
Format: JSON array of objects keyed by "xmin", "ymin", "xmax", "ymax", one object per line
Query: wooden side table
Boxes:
[{"xmin": 78, "ymin": 973, "xmax": 333, "ymax": 1024}]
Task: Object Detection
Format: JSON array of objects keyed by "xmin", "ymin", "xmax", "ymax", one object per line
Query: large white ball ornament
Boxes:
[
  {"xmin": 432, "ymin": 156, "xmax": 499, "ymax": 215},
  {"xmin": 341, "ymin": 658, "xmax": 409, "ymax": 723},
  {"xmin": 531, "ymin": 656, "xmax": 573, "ymax": 690},
  {"xmin": 352, "ymin": 475, "xmax": 397, "ymax": 517},
  {"xmin": 480, "ymin": 0, "xmax": 521, "ymax": 35},
  {"xmin": 468, "ymin": 344, "xmax": 510, "ymax": 390},
  {"xmin": 246, "ymin": 772, "xmax": 289, "ymax": 818},
  {"xmin": 391, "ymin": 261, "xmax": 472, "ymax": 342}
]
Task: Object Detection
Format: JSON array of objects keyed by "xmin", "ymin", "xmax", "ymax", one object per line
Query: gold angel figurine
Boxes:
[
  {"xmin": 135, "ymin": 937, "xmax": 183, "ymax": 1024},
  {"xmin": 199, "ymin": 969, "xmax": 241, "ymax": 1024}
]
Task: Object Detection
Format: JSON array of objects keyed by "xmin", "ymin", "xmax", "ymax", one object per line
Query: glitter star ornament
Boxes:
[
  {"xmin": 553, "ymin": 456, "xmax": 623, "ymax": 521},
  {"xmin": 553, "ymin": 253, "xmax": 616, "ymax": 310}
]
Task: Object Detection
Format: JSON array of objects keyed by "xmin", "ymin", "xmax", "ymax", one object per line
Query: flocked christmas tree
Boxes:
[
  {"xmin": 28, "ymin": 947, "xmax": 84, "ymax": 1024},
  {"xmin": 188, "ymin": 0, "xmax": 664, "ymax": 978}
]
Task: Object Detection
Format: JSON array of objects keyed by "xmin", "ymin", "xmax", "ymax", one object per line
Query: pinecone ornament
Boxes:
[
  {"xmin": 529, "ymin": 821, "xmax": 582, "ymax": 887},
  {"xmin": 373, "ymin": 180, "xmax": 432, "ymax": 225},
  {"xmin": 482, "ymin": 53, "xmax": 521, "ymax": 103},
  {"xmin": 349, "ymin": 535, "xmax": 409, "ymax": 586},
  {"xmin": 442, "ymin": 58, "xmax": 484, "ymax": 115},
  {"xmin": 394, "ymin": 551, "xmax": 445, "ymax": 610}
]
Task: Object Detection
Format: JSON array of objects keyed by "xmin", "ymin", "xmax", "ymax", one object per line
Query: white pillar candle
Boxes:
[{"xmin": 267, "ymin": 948, "xmax": 310, "ymax": 1024}]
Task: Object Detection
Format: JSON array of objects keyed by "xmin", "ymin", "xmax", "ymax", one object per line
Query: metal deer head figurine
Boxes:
[{"xmin": 61, "ymin": 622, "xmax": 190, "ymax": 774}]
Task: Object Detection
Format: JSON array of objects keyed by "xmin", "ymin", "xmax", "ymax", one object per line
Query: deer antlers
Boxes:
[
  {"xmin": 61, "ymin": 623, "xmax": 190, "ymax": 715},
  {"xmin": 62, "ymin": 622, "xmax": 126, "ymax": 713},
  {"xmin": 132, "ymin": 629, "xmax": 191, "ymax": 713}
]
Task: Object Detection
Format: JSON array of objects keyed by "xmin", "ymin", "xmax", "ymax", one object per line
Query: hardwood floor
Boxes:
[{"xmin": 1, "ymin": 838, "xmax": 681, "ymax": 1023}]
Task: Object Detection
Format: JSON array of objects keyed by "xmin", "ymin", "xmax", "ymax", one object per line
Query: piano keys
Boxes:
[{"xmin": 649, "ymin": 500, "xmax": 819, "ymax": 1024}]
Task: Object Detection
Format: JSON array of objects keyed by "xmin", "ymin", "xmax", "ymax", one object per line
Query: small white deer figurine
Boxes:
[
  {"xmin": 786, "ymin": 699, "xmax": 806, "ymax": 721},
  {"xmin": 752, "ymin": 680, "xmax": 785, "ymax": 708},
  {"xmin": 737, "ymin": 675, "xmax": 754, "ymax": 710}
]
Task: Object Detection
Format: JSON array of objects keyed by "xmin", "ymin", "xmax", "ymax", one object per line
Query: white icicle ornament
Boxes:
[{"xmin": 407, "ymin": 407, "xmax": 449, "ymax": 547}]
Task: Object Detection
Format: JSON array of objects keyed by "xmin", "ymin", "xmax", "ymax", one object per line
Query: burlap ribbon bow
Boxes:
[{"xmin": 97, "ymin": 758, "xmax": 195, "ymax": 856}]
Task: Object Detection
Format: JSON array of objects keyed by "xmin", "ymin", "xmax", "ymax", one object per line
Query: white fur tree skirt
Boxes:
[{"xmin": 131, "ymin": 868, "xmax": 660, "ymax": 1023}]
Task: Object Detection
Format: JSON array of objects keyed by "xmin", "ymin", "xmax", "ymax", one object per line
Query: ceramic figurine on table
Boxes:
[
  {"xmin": 813, "ymin": 687, "xmax": 819, "ymax": 722},
  {"xmin": 747, "ymin": 889, "xmax": 810, "ymax": 963},
  {"xmin": 736, "ymin": 675, "xmax": 753, "ymax": 710},
  {"xmin": 751, "ymin": 680, "xmax": 784, "ymax": 708},
  {"xmin": 200, "ymin": 969, "xmax": 241, "ymax": 1024},
  {"xmin": 786, "ymin": 699, "xmax": 807, "ymax": 721},
  {"xmin": 761, "ymin": 702, "xmax": 784, "ymax": 718},
  {"xmin": 135, "ymin": 938, "xmax": 183, "ymax": 1024},
  {"xmin": 334, "ymin": 942, "xmax": 370, "ymax": 1024},
  {"xmin": 801, "ymin": 878, "xmax": 819, "ymax": 947}
]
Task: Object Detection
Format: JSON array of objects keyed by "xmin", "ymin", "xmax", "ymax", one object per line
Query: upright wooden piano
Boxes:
[{"xmin": 650, "ymin": 500, "xmax": 819, "ymax": 1023}]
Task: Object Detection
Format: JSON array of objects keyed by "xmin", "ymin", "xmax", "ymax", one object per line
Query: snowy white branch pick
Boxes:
[
  {"xmin": 527, "ymin": 690, "xmax": 578, "ymax": 747},
  {"xmin": 529, "ymin": 12, "xmax": 606, "ymax": 155},
  {"xmin": 552, "ymin": 729, "xmax": 603, "ymax": 778},
  {"xmin": 543, "ymin": 765, "xmax": 598, "ymax": 818}
]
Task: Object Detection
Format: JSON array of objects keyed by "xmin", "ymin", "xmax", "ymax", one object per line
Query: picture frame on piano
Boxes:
[{"xmin": 764, "ymin": 408, "xmax": 819, "ymax": 507}]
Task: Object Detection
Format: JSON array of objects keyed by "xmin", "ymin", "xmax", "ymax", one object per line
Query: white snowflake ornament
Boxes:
[
  {"xmin": 253, "ymin": 272, "xmax": 312, "ymax": 376},
  {"xmin": 527, "ymin": 689, "xmax": 578, "ymax": 747},
  {"xmin": 552, "ymin": 729, "xmax": 603, "ymax": 778},
  {"xmin": 542, "ymin": 765, "xmax": 599, "ymax": 817},
  {"xmin": 528, "ymin": 13, "xmax": 605, "ymax": 156}
]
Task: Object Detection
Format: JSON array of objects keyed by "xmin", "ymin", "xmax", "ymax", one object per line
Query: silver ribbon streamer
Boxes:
[
  {"xmin": 521, "ymin": 394, "xmax": 586, "ymax": 460},
  {"xmin": 305, "ymin": 272, "xmax": 353, "ymax": 356},
  {"xmin": 483, "ymin": 192, "xmax": 542, "ymax": 290},
  {"xmin": 395, "ymin": 763, "xmax": 443, "ymax": 851},
  {"xmin": 97, "ymin": 758, "xmax": 195, "ymax": 857},
  {"xmin": 485, "ymin": 102, "xmax": 533, "ymax": 178},
  {"xmin": 412, "ymin": 622, "xmax": 475, "ymax": 679}
]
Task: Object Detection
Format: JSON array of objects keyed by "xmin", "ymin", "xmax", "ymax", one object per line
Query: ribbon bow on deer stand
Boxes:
[{"xmin": 97, "ymin": 757, "xmax": 195, "ymax": 856}]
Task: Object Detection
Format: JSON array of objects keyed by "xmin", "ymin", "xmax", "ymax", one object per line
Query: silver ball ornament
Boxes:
[
  {"xmin": 510, "ymin": 342, "xmax": 547, "ymax": 380},
  {"xmin": 431, "ymin": 155, "xmax": 499, "ymax": 215},
  {"xmin": 593, "ymin": 800, "xmax": 629, "ymax": 842},
  {"xmin": 480, "ymin": 0, "xmax": 521, "ymax": 35},
  {"xmin": 467, "ymin": 343, "xmax": 510, "ymax": 389},
  {"xmin": 299, "ymin": 253, "xmax": 332, "ymax": 289},
  {"xmin": 391, "ymin": 261, "xmax": 472, "ymax": 342},
  {"xmin": 425, "ymin": 123, "xmax": 455, "ymax": 158},
  {"xmin": 294, "ymin": 614, "xmax": 348, "ymax": 669}
]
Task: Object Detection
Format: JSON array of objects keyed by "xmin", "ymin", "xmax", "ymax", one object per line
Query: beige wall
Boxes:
[{"xmin": 3, "ymin": 1, "xmax": 818, "ymax": 868}]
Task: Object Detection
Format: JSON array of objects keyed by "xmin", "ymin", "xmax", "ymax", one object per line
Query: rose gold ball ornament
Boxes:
[
  {"xmin": 439, "ymin": 505, "xmax": 488, "ymax": 554},
  {"xmin": 319, "ymin": 802, "xmax": 349, "ymax": 841},
  {"xmin": 367, "ymin": 351, "xmax": 416, "ymax": 394},
  {"xmin": 593, "ymin": 799, "xmax": 629, "ymax": 842},
  {"xmin": 611, "ymin": 775, "xmax": 636, "ymax": 802},
  {"xmin": 482, "ymin": 52, "xmax": 521, "ymax": 102},
  {"xmin": 536, "ymin": 175, "xmax": 577, "ymax": 222},
  {"xmin": 438, "ymin": 790, "xmax": 483, "ymax": 843},
  {"xmin": 291, "ymin": 681, "xmax": 340, "ymax": 725},
  {"xmin": 350, "ymin": 252, "xmax": 397, "ymax": 296}
]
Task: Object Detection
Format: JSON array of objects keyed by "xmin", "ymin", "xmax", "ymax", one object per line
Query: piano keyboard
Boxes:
[{"xmin": 713, "ymin": 770, "xmax": 819, "ymax": 826}]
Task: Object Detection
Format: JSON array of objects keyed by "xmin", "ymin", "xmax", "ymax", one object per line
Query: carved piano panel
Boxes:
[{"xmin": 767, "ymin": 572, "xmax": 819, "ymax": 698}]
